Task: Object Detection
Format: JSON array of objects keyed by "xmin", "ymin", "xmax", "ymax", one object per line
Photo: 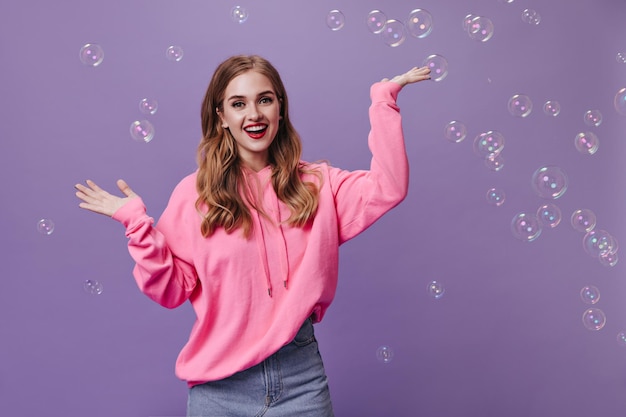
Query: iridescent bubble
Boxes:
[
  {"xmin": 79, "ymin": 43, "xmax": 104, "ymax": 67},
  {"xmin": 615, "ymin": 87, "xmax": 626, "ymax": 115},
  {"xmin": 165, "ymin": 45, "xmax": 184, "ymax": 62},
  {"xmin": 582, "ymin": 308, "xmax": 606, "ymax": 331},
  {"xmin": 422, "ymin": 54, "xmax": 448, "ymax": 82},
  {"xmin": 574, "ymin": 132, "xmax": 599, "ymax": 155},
  {"xmin": 130, "ymin": 120, "xmax": 155, "ymax": 143},
  {"xmin": 508, "ymin": 94, "xmax": 533, "ymax": 117},
  {"xmin": 570, "ymin": 209, "xmax": 596, "ymax": 233},
  {"xmin": 427, "ymin": 280, "xmax": 445, "ymax": 299},
  {"xmin": 486, "ymin": 188, "xmax": 505, "ymax": 207},
  {"xmin": 543, "ymin": 100, "xmax": 561, "ymax": 117},
  {"xmin": 37, "ymin": 218, "xmax": 55, "ymax": 235},
  {"xmin": 230, "ymin": 5, "xmax": 248, "ymax": 23},
  {"xmin": 467, "ymin": 16, "xmax": 494, "ymax": 42},
  {"xmin": 407, "ymin": 9, "xmax": 433, "ymax": 39},
  {"xmin": 511, "ymin": 213, "xmax": 542, "ymax": 242},
  {"xmin": 376, "ymin": 346, "xmax": 394, "ymax": 363},
  {"xmin": 83, "ymin": 279, "xmax": 104, "ymax": 295},
  {"xmin": 139, "ymin": 98, "xmax": 158, "ymax": 115},
  {"xmin": 580, "ymin": 285, "xmax": 600, "ymax": 305},
  {"xmin": 381, "ymin": 19, "xmax": 406, "ymax": 47},
  {"xmin": 366, "ymin": 10, "xmax": 387, "ymax": 34},
  {"xmin": 617, "ymin": 331, "xmax": 626, "ymax": 347},
  {"xmin": 473, "ymin": 131, "xmax": 505, "ymax": 158},
  {"xmin": 599, "ymin": 251, "xmax": 619, "ymax": 267},
  {"xmin": 327, "ymin": 10, "xmax": 345, "ymax": 31},
  {"xmin": 583, "ymin": 110, "xmax": 602, "ymax": 127},
  {"xmin": 536, "ymin": 203, "xmax": 561, "ymax": 228},
  {"xmin": 443, "ymin": 121, "xmax": 467, "ymax": 143},
  {"xmin": 462, "ymin": 14, "xmax": 477, "ymax": 31},
  {"xmin": 522, "ymin": 9, "xmax": 541, "ymax": 25},
  {"xmin": 484, "ymin": 153, "xmax": 505, "ymax": 172},
  {"xmin": 498, "ymin": 0, "xmax": 514, "ymax": 3},
  {"xmin": 531, "ymin": 166, "xmax": 568, "ymax": 199},
  {"xmin": 617, "ymin": 52, "xmax": 626, "ymax": 64},
  {"xmin": 583, "ymin": 229, "xmax": 616, "ymax": 258}
]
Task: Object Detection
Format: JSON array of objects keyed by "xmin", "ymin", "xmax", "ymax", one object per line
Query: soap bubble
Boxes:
[
  {"xmin": 511, "ymin": 213, "xmax": 542, "ymax": 242},
  {"xmin": 231, "ymin": 6, "xmax": 248, "ymax": 23},
  {"xmin": 407, "ymin": 9, "xmax": 433, "ymax": 39},
  {"xmin": 130, "ymin": 120, "xmax": 155, "ymax": 143},
  {"xmin": 531, "ymin": 166, "xmax": 568, "ymax": 199},
  {"xmin": 427, "ymin": 281, "xmax": 445, "ymax": 299},
  {"xmin": 583, "ymin": 110, "xmax": 602, "ymax": 127},
  {"xmin": 381, "ymin": 19, "xmax": 406, "ymax": 47},
  {"xmin": 422, "ymin": 54, "xmax": 448, "ymax": 82},
  {"xmin": 574, "ymin": 132, "xmax": 599, "ymax": 155},
  {"xmin": 376, "ymin": 346, "xmax": 394, "ymax": 363},
  {"xmin": 582, "ymin": 308, "xmax": 606, "ymax": 331},
  {"xmin": 614, "ymin": 87, "xmax": 626, "ymax": 115},
  {"xmin": 536, "ymin": 203, "xmax": 561, "ymax": 228},
  {"xmin": 326, "ymin": 10, "xmax": 345, "ymax": 31},
  {"xmin": 599, "ymin": 251, "xmax": 619, "ymax": 267},
  {"xmin": 473, "ymin": 131, "xmax": 505, "ymax": 158},
  {"xmin": 444, "ymin": 121, "xmax": 467, "ymax": 143},
  {"xmin": 543, "ymin": 100, "xmax": 561, "ymax": 117},
  {"xmin": 498, "ymin": 0, "xmax": 515, "ymax": 3},
  {"xmin": 617, "ymin": 331, "xmax": 626, "ymax": 347},
  {"xmin": 79, "ymin": 43, "xmax": 104, "ymax": 67},
  {"xmin": 165, "ymin": 45, "xmax": 184, "ymax": 62},
  {"xmin": 486, "ymin": 188, "xmax": 505, "ymax": 207},
  {"xmin": 580, "ymin": 285, "xmax": 600, "ymax": 305},
  {"xmin": 462, "ymin": 14, "xmax": 477, "ymax": 31},
  {"xmin": 467, "ymin": 16, "xmax": 494, "ymax": 42},
  {"xmin": 83, "ymin": 279, "xmax": 104, "ymax": 295},
  {"xmin": 522, "ymin": 9, "xmax": 541, "ymax": 25},
  {"xmin": 508, "ymin": 94, "xmax": 533, "ymax": 117},
  {"xmin": 139, "ymin": 98, "xmax": 158, "ymax": 115},
  {"xmin": 484, "ymin": 153, "xmax": 505, "ymax": 172},
  {"xmin": 583, "ymin": 229, "xmax": 616, "ymax": 258},
  {"xmin": 570, "ymin": 209, "xmax": 596, "ymax": 233},
  {"xmin": 366, "ymin": 10, "xmax": 387, "ymax": 34},
  {"xmin": 37, "ymin": 218, "xmax": 55, "ymax": 235},
  {"xmin": 617, "ymin": 53, "xmax": 626, "ymax": 64}
]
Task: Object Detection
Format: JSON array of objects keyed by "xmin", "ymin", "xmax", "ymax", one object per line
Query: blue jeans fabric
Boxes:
[{"xmin": 187, "ymin": 318, "xmax": 334, "ymax": 417}]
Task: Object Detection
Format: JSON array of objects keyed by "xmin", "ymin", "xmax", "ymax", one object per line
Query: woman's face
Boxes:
[{"xmin": 218, "ymin": 70, "xmax": 281, "ymax": 172}]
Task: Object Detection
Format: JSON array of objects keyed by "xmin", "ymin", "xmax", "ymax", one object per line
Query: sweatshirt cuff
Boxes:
[
  {"xmin": 112, "ymin": 197, "xmax": 149, "ymax": 229},
  {"xmin": 370, "ymin": 81, "xmax": 401, "ymax": 103}
]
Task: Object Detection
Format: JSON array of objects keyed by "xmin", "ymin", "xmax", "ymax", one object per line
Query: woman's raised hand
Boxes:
[
  {"xmin": 75, "ymin": 179, "xmax": 139, "ymax": 217},
  {"xmin": 381, "ymin": 66, "xmax": 432, "ymax": 87}
]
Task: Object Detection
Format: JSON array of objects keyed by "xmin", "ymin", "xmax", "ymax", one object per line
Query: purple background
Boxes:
[{"xmin": 2, "ymin": 0, "xmax": 626, "ymax": 416}]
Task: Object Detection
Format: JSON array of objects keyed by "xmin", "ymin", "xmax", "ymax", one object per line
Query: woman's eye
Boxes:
[
  {"xmin": 260, "ymin": 97, "xmax": 273, "ymax": 104},
  {"xmin": 232, "ymin": 101, "xmax": 244, "ymax": 108}
]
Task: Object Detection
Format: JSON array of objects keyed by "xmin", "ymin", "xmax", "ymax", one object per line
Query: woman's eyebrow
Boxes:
[{"xmin": 226, "ymin": 90, "xmax": 276, "ymax": 101}]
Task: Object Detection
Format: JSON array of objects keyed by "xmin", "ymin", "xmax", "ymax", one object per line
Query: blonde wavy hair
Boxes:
[{"xmin": 196, "ymin": 55, "xmax": 320, "ymax": 238}]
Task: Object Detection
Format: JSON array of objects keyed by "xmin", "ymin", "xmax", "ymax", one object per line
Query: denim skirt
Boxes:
[{"xmin": 187, "ymin": 318, "xmax": 334, "ymax": 417}]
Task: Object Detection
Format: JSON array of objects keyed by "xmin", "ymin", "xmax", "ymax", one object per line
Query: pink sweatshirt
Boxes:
[{"xmin": 112, "ymin": 81, "xmax": 408, "ymax": 387}]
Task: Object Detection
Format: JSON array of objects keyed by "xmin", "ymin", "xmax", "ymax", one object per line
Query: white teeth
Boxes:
[{"xmin": 245, "ymin": 125, "xmax": 266, "ymax": 132}]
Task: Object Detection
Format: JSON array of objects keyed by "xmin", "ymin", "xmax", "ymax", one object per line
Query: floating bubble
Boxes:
[
  {"xmin": 443, "ymin": 121, "xmax": 467, "ymax": 143},
  {"xmin": 165, "ymin": 45, "xmax": 184, "ymax": 62},
  {"xmin": 543, "ymin": 100, "xmax": 561, "ymax": 117},
  {"xmin": 615, "ymin": 87, "xmax": 626, "ymax": 115},
  {"xmin": 327, "ymin": 10, "xmax": 345, "ymax": 31},
  {"xmin": 617, "ymin": 331, "xmax": 626, "ymax": 347},
  {"xmin": 381, "ymin": 19, "xmax": 406, "ymax": 47},
  {"xmin": 407, "ymin": 9, "xmax": 433, "ymax": 39},
  {"xmin": 486, "ymin": 188, "xmax": 505, "ymax": 207},
  {"xmin": 580, "ymin": 285, "xmax": 600, "ymax": 305},
  {"xmin": 522, "ymin": 9, "xmax": 541, "ymax": 25},
  {"xmin": 583, "ymin": 110, "xmax": 602, "ymax": 127},
  {"xmin": 508, "ymin": 94, "xmax": 533, "ymax": 117},
  {"xmin": 422, "ymin": 54, "xmax": 448, "ymax": 82},
  {"xmin": 574, "ymin": 132, "xmax": 599, "ymax": 155},
  {"xmin": 462, "ymin": 14, "xmax": 477, "ymax": 31},
  {"xmin": 427, "ymin": 281, "xmax": 445, "ymax": 299},
  {"xmin": 599, "ymin": 251, "xmax": 619, "ymax": 267},
  {"xmin": 230, "ymin": 5, "xmax": 248, "ymax": 23},
  {"xmin": 366, "ymin": 10, "xmax": 387, "ymax": 34},
  {"xmin": 37, "ymin": 218, "xmax": 55, "ymax": 235},
  {"xmin": 531, "ymin": 166, "xmax": 568, "ymax": 199},
  {"xmin": 130, "ymin": 120, "xmax": 155, "ymax": 143},
  {"xmin": 498, "ymin": 0, "xmax": 515, "ymax": 3},
  {"xmin": 139, "ymin": 98, "xmax": 158, "ymax": 115},
  {"xmin": 83, "ymin": 279, "xmax": 104, "ymax": 295},
  {"xmin": 467, "ymin": 16, "xmax": 494, "ymax": 42},
  {"xmin": 484, "ymin": 153, "xmax": 505, "ymax": 172},
  {"xmin": 582, "ymin": 308, "xmax": 606, "ymax": 331},
  {"xmin": 473, "ymin": 131, "xmax": 505, "ymax": 158},
  {"xmin": 583, "ymin": 229, "xmax": 616, "ymax": 258},
  {"xmin": 570, "ymin": 209, "xmax": 596, "ymax": 233},
  {"xmin": 537, "ymin": 203, "xmax": 561, "ymax": 228},
  {"xmin": 511, "ymin": 213, "xmax": 542, "ymax": 242},
  {"xmin": 79, "ymin": 43, "xmax": 104, "ymax": 67},
  {"xmin": 376, "ymin": 346, "xmax": 394, "ymax": 363},
  {"xmin": 617, "ymin": 52, "xmax": 626, "ymax": 64}
]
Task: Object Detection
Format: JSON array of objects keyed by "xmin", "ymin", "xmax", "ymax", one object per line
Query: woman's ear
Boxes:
[{"xmin": 216, "ymin": 107, "xmax": 228, "ymax": 128}]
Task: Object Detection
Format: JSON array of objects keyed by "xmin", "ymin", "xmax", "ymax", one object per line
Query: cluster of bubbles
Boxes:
[
  {"xmin": 580, "ymin": 286, "xmax": 626, "ymax": 346},
  {"xmin": 130, "ymin": 97, "xmax": 158, "ymax": 143}
]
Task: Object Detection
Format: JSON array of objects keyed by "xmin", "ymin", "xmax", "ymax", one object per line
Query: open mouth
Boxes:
[{"xmin": 244, "ymin": 124, "xmax": 268, "ymax": 139}]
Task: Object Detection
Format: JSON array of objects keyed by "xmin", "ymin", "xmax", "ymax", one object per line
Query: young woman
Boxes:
[{"xmin": 75, "ymin": 55, "xmax": 430, "ymax": 416}]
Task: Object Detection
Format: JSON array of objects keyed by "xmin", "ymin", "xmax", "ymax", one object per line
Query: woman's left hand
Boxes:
[{"xmin": 382, "ymin": 66, "xmax": 431, "ymax": 86}]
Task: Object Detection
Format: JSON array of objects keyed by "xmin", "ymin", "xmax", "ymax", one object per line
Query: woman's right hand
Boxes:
[{"xmin": 75, "ymin": 179, "xmax": 139, "ymax": 217}]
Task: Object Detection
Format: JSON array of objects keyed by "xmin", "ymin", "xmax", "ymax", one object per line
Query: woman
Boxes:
[{"xmin": 75, "ymin": 55, "xmax": 430, "ymax": 416}]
